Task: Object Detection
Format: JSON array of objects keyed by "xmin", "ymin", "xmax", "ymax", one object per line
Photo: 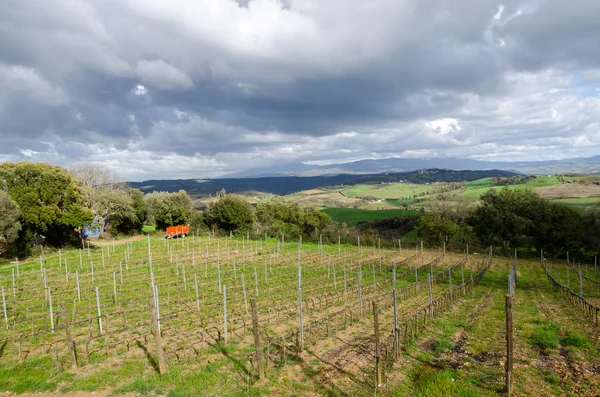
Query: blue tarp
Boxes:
[{"xmin": 82, "ymin": 217, "xmax": 108, "ymax": 238}]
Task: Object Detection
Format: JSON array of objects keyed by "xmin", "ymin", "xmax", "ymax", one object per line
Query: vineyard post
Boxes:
[
  {"xmin": 264, "ymin": 260, "xmax": 268, "ymax": 285},
  {"xmin": 113, "ymin": 272, "xmax": 117, "ymax": 304},
  {"xmin": 505, "ymin": 292, "xmax": 514, "ymax": 396},
  {"xmin": 223, "ymin": 285, "xmax": 228, "ymax": 344},
  {"xmin": 218, "ymin": 261, "xmax": 222, "ymax": 294},
  {"xmin": 49, "ymin": 286, "xmax": 54, "ymax": 332},
  {"xmin": 155, "ymin": 285, "xmax": 161, "ymax": 334},
  {"xmin": 372, "ymin": 263, "xmax": 376, "ymax": 291},
  {"xmin": 358, "ymin": 271, "xmax": 363, "ymax": 319},
  {"xmin": 119, "ymin": 261, "xmax": 123, "ymax": 285},
  {"xmin": 76, "ymin": 271, "xmax": 81, "ymax": 301},
  {"xmin": 254, "ymin": 267, "xmax": 259, "ymax": 297},
  {"xmin": 242, "ymin": 273, "xmax": 248, "ymax": 314},
  {"xmin": 461, "ymin": 262, "xmax": 465, "ymax": 295},
  {"xmin": 578, "ymin": 271, "xmax": 583, "ymax": 299},
  {"xmin": 338, "ymin": 235, "xmax": 341, "ymax": 253},
  {"xmin": 149, "ymin": 294, "xmax": 167, "ymax": 375},
  {"xmin": 393, "ymin": 289, "xmax": 398, "ymax": 360},
  {"xmin": 333, "ymin": 263, "xmax": 337, "ymax": 288},
  {"xmin": 428, "ymin": 273, "xmax": 433, "ymax": 321},
  {"xmin": 95, "ymin": 287, "xmax": 103, "ymax": 335},
  {"xmin": 399, "ymin": 239, "xmax": 401, "ymax": 254},
  {"xmin": 43, "ymin": 268, "xmax": 48, "ymax": 299},
  {"xmin": 194, "ymin": 273, "xmax": 200, "ymax": 311},
  {"xmin": 567, "ymin": 267, "xmax": 570, "ymax": 290},
  {"xmin": 1, "ymin": 286, "xmax": 7, "ymax": 329},
  {"xmin": 297, "ymin": 241, "xmax": 304, "ymax": 352},
  {"xmin": 251, "ymin": 298, "xmax": 264, "ymax": 380},
  {"xmin": 393, "ymin": 265, "xmax": 396, "ymax": 290},
  {"xmin": 343, "ymin": 268, "xmax": 347, "ymax": 300},
  {"xmin": 61, "ymin": 304, "xmax": 77, "ymax": 367},
  {"xmin": 373, "ymin": 301, "xmax": 382, "ymax": 388},
  {"xmin": 12, "ymin": 269, "xmax": 15, "ymax": 297},
  {"xmin": 78, "ymin": 250, "xmax": 82, "ymax": 270}
]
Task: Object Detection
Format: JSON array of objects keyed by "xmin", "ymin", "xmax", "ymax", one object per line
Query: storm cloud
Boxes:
[{"xmin": 1, "ymin": 0, "xmax": 599, "ymax": 179}]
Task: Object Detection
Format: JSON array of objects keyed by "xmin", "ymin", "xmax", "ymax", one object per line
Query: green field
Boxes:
[
  {"xmin": 322, "ymin": 207, "xmax": 420, "ymax": 226},
  {"xmin": 342, "ymin": 183, "xmax": 436, "ymax": 199},
  {"xmin": 550, "ymin": 198, "xmax": 600, "ymax": 212},
  {"xmin": 142, "ymin": 224, "xmax": 156, "ymax": 233}
]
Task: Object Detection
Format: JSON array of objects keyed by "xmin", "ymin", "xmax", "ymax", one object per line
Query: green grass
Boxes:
[
  {"xmin": 405, "ymin": 368, "xmax": 480, "ymax": 397},
  {"xmin": 462, "ymin": 177, "xmax": 494, "ymax": 188},
  {"xmin": 342, "ymin": 183, "xmax": 434, "ymax": 200},
  {"xmin": 142, "ymin": 224, "xmax": 157, "ymax": 233},
  {"xmin": 529, "ymin": 322, "xmax": 560, "ymax": 354},
  {"xmin": 321, "ymin": 208, "xmax": 419, "ymax": 226},
  {"xmin": 550, "ymin": 198, "xmax": 600, "ymax": 212},
  {"xmin": 432, "ymin": 337, "xmax": 455, "ymax": 354}
]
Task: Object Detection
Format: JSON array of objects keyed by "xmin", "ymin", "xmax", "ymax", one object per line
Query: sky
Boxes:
[{"xmin": 1, "ymin": 0, "xmax": 600, "ymax": 181}]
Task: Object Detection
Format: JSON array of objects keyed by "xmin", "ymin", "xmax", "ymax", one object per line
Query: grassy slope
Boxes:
[
  {"xmin": 386, "ymin": 259, "xmax": 600, "ymax": 397},
  {"xmin": 342, "ymin": 183, "xmax": 433, "ymax": 199}
]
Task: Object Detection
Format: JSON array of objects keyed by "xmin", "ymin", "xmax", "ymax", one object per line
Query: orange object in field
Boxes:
[{"xmin": 165, "ymin": 225, "xmax": 189, "ymax": 239}]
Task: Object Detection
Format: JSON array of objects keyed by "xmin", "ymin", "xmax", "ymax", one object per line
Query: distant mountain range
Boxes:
[
  {"xmin": 129, "ymin": 168, "xmax": 517, "ymax": 197},
  {"xmin": 221, "ymin": 155, "xmax": 600, "ymax": 178}
]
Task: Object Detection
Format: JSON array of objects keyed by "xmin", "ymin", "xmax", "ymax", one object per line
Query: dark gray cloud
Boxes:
[{"xmin": 0, "ymin": 0, "xmax": 599, "ymax": 180}]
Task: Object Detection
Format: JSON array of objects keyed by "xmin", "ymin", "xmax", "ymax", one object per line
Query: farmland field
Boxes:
[
  {"xmin": 0, "ymin": 237, "xmax": 599, "ymax": 396},
  {"xmin": 321, "ymin": 208, "xmax": 420, "ymax": 226}
]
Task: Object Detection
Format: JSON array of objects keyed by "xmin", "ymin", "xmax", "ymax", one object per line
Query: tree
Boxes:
[
  {"xmin": 129, "ymin": 188, "xmax": 148, "ymax": 232},
  {"xmin": 0, "ymin": 162, "xmax": 92, "ymax": 251},
  {"xmin": 301, "ymin": 209, "xmax": 333, "ymax": 236},
  {"xmin": 70, "ymin": 163, "xmax": 119, "ymax": 189},
  {"xmin": 204, "ymin": 193, "xmax": 255, "ymax": 233},
  {"xmin": 469, "ymin": 187, "xmax": 582, "ymax": 254},
  {"xmin": 583, "ymin": 205, "xmax": 600, "ymax": 253},
  {"xmin": 154, "ymin": 190, "xmax": 194, "ymax": 230},
  {"xmin": 0, "ymin": 190, "xmax": 21, "ymax": 244}
]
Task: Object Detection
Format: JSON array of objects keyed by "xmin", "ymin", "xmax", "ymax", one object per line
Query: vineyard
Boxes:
[{"xmin": 0, "ymin": 236, "xmax": 599, "ymax": 396}]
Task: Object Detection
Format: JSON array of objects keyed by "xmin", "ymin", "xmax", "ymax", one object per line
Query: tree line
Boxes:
[
  {"xmin": 416, "ymin": 187, "xmax": 599, "ymax": 259},
  {"xmin": 0, "ymin": 162, "xmax": 342, "ymax": 258}
]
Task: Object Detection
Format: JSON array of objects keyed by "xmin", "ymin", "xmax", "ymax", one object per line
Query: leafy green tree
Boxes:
[
  {"xmin": 0, "ymin": 190, "xmax": 22, "ymax": 244},
  {"xmin": 129, "ymin": 188, "xmax": 147, "ymax": 232},
  {"xmin": 469, "ymin": 187, "xmax": 582, "ymax": 254},
  {"xmin": 204, "ymin": 193, "xmax": 254, "ymax": 233},
  {"xmin": 155, "ymin": 190, "xmax": 194, "ymax": 229},
  {"xmin": 301, "ymin": 209, "xmax": 333, "ymax": 236},
  {"xmin": 256, "ymin": 196, "xmax": 303, "ymax": 225},
  {"xmin": 469, "ymin": 188, "xmax": 540, "ymax": 249},
  {"xmin": 0, "ymin": 162, "xmax": 92, "ymax": 251},
  {"xmin": 583, "ymin": 205, "xmax": 600, "ymax": 253}
]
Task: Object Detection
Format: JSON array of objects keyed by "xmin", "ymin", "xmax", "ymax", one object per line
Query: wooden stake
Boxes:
[
  {"xmin": 251, "ymin": 298, "xmax": 264, "ymax": 380},
  {"xmin": 505, "ymin": 294, "xmax": 513, "ymax": 396},
  {"xmin": 149, "ymin": 294, "xmax": 167, "ymax": 375},
  {"xmin": 373, "ymin": 301, "xmax": 382, "ymax": 388}
]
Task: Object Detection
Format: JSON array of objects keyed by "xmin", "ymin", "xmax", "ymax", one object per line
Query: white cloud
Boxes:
[{"xmin": 136, "ymin": 60, "xmax": 194, "ymax": 91}]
